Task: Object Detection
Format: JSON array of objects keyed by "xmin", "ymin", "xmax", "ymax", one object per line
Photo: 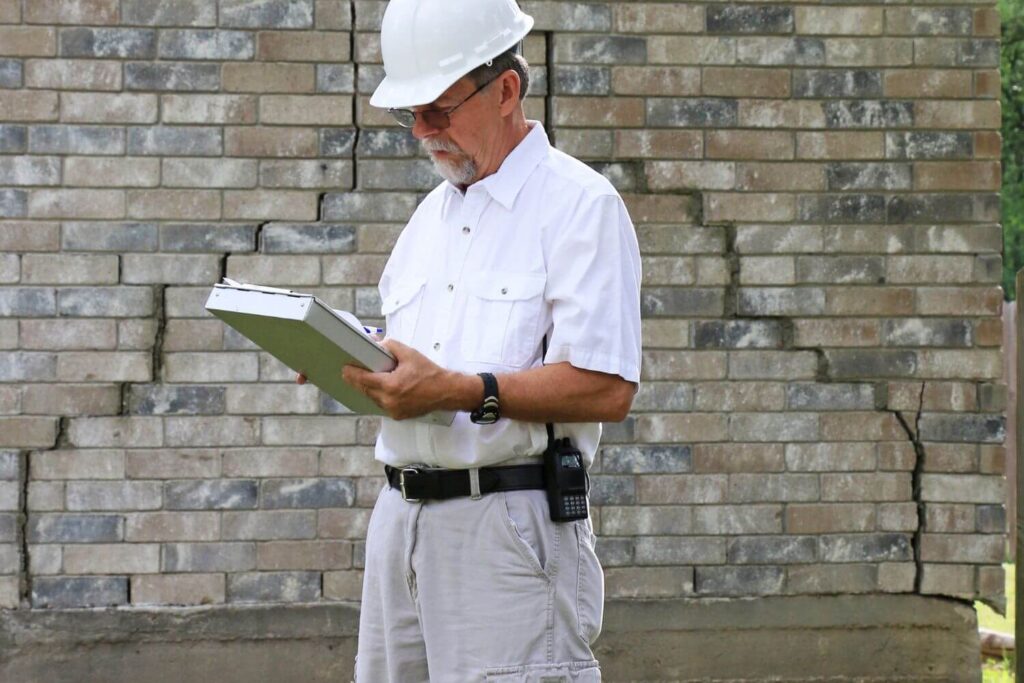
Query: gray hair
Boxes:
[{"xmin": 466, "ymin": 46, "xmax": 530, "ymax": 101}]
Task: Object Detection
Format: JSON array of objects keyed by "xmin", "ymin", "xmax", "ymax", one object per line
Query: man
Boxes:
[{"xmin": 301, "ymin": 0, "xmax": 642, "ymax": 680}]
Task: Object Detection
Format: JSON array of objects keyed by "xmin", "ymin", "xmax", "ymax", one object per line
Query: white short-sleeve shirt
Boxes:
[{"xmin": 375, "ymin": 121, "xmax": 642, "ymax": 469}]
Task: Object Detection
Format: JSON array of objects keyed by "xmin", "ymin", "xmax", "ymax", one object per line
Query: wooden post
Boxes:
[{"xmin": 1015, "ymin": 271, "xmax": 1023, "ymax": 681}]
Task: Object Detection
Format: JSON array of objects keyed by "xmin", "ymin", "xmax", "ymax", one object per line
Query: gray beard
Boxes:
[{"xmin": 422, "ymin": 140, "xmax": 478, "ymax": 186}]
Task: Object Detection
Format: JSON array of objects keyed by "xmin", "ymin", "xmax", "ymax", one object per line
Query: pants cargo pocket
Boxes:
[
  {"xmin": 575, "ymin": 521, "xmax": 604, "ymax": 645},
  {"xmin": 485, "ymin": 660, "xmax": 601, "ymax": 682}
]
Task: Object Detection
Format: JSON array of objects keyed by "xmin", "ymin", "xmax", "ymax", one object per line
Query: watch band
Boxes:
[{"xmin": 470, "ymin": 372, "xmax": 500, "ymax": 424}]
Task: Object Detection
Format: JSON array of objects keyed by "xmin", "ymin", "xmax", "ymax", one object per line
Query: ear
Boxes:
[{"xmin": 498, "ymin": 70, "xmax": 522, "ymax": 117}]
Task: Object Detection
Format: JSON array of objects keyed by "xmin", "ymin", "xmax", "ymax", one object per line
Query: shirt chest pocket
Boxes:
[
  {"xmin": 380, "ymin": 278, "xmax": 426, "ymax": 345},
  {"xmin": 463, "ymin": 272, "xmax": 546, "ymax": 368}
]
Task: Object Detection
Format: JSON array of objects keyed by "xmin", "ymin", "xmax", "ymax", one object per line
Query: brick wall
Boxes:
[{"xmin": 0, "ymin": 0, "xmax": 1007, "ymax": 613}]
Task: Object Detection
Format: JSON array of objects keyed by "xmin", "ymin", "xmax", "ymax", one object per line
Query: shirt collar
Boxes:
[{"xmin": 443, "ymin": 120, "xmax": 549, "ymax": 211}]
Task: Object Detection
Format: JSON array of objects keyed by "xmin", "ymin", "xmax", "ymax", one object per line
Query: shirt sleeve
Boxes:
[{"xmin": 543, "ymin": 191, "xmax": 642, "ymax": 383}]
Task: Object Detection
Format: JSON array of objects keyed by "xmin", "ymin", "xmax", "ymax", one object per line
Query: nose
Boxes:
[{"xmin": 411, "ymin": 114, "xmax": 442, "ymax": 140}]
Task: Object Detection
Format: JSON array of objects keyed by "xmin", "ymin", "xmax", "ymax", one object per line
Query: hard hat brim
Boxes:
[{"xmin": 369, "ymin": 15, "xmax": 534, "ymax": 110}]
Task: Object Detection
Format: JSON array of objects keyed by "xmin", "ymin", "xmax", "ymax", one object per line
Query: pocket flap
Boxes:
[
  {"xmin": 380, "ymin": 279, "xmax": 425, "ymax": 315},
  {"xmin": 468, "ymin": 272, "xmax": 546, "ymax": 301}
]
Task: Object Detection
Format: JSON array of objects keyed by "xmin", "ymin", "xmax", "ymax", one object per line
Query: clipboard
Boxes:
[{"xmin": 204, "ymin": 281, "xmax": 456, "ymax": 426}]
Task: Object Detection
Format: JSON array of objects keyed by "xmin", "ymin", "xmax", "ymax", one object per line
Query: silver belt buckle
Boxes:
[{"xmin": 399, "ymin": 467, "xmax": 421, "ymax": 502}]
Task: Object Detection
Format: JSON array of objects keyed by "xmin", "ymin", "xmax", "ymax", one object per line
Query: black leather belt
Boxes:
[{"xmin": 385, "ymin": 464, "xmax": 545, "ymax": 502}]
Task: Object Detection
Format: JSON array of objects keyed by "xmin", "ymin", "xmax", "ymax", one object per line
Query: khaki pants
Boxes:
[{"xmin": 355, "ymin": 483, "xmax": 603, "ymax": 682}]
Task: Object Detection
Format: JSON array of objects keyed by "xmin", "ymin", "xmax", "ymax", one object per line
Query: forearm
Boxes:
[{"xmin": 440, "ymin": 362, "xmax": 635, "ymax": 423}]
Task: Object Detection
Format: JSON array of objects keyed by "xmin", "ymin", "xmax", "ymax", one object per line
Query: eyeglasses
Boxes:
[{"xmin": 388, "ymin": 72, "xmax": 503, "ymax": 130}]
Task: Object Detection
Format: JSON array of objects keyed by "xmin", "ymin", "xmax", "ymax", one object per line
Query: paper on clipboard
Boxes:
[{"xmin": 204, "ymin": 279, "xmax": 455, "ymax": 426}]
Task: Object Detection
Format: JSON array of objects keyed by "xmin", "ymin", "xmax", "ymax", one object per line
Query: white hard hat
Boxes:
[{"xmin": 370, "ymin": 0, "xmax": 534, "ymax": 110}]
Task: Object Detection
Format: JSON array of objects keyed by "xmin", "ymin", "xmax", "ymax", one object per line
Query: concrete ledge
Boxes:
[{"xmin": 0, "ymin": 595, "xmax": 980, "ymax": 682}]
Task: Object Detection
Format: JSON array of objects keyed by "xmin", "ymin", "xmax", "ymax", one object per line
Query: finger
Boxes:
[{"xmin": 296, "ymin": 373, "xmax": 307, "ymax": 385}]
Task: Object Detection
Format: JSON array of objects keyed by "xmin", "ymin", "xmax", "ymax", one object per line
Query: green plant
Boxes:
[{"xmin": 1001, "ymin": 0, "xmax": 1024, "ymax": 299}]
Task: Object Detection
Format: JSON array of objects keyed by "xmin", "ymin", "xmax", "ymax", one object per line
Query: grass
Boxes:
[{"xmin": 977, "ymin": 563, "xmax": 1016, "ymax": 682}]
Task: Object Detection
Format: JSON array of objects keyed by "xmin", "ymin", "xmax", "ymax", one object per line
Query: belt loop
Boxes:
[{"xmin": 469, "ymin": 468, "xmax": 482, "ymax": 500}]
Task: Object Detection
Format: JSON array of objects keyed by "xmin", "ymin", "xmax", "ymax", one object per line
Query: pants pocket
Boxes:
[
  {"xmin": 485, "ymin": 660, "xmax": 601, "ymax": 682},
  {"xmin": 500, "ymin": 490, "xmax": 558, "ymax": 580},
  {"xmin": 575, "ymin": 521, "xmax": 604, "ymax": 645}
]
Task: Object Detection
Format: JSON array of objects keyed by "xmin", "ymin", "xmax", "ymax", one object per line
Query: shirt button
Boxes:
[
  {"xmin": 447, "ymin": 283, "xmax": 454, "ymax": 292},
  {"xmin": 433, "ymin": 342, "xmax": 441, "ymax": 350},
  {"xmin": 500, "ymin": 287, "xmax": 508, "ymax": 295},
  {"xmin": 462, "ymin": 226, "xmax": 470, "ymax": 235}
]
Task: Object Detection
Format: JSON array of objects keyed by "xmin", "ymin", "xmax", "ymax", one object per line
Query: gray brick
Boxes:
[
  {"xmin": 552, "ymin": 65, "xmax": 610, "ymax": 95},
  {"xmin": 693, "ymin": 505, "xmax": 783, "ymax": 534},
  {"xmin": 919, "ymin": 414, "xmax": 1004, "ymax": 444},
  {"xmin": 728, "ymin": 536, "xmax": 816, "ymax": 564},
  {"xmin": 882, "ymin": 319, "xmax": 971, "ymax": 347},
  {"xmin": 642, "ymin": 288, "xmax": 724, "ymax": 317},
  {"xmin": 222, "ymin": 511, "xmax": 316, "ymax": 540},
  {"xmin": 0, "ymin": 189, "xmax": 26, "ymax": 218},
  {"xmin": 959, "ymin": 39, "xmax": 999, "ymax": 67},
  {"xmin": 737, "ymin": 288, "xmax": 825, "ymax": 316},
  {"xmin": 63, "ymin": 222, "xmax": 158, "ymax": 252},
  {"xmin": 595, "ymin": 538, "xmax": 634, "ymax": 567},
  {"xmin": 793, "ymin": 69, "xmax": 881, "ymax": 98},
  {"xmin": 824, "ymin": 100, "xmax": 914, "ymax": 128},
  {"xmin": 159, "ymin": 30, "xmax": 254, "ymax": 60},
  {"xmin": 58, "ymin": 287, "xmax": 153, "ymax": 317},
  {"xmin": 708, "ymin": 6, "xmax": 793, "ymax": 34},
  {"xmin": 819, "ymin": 533, "xmax": 913, "ymax": 562},
  {"xmin": 220, "ymin": 0, "xmax": 314, "ymax": 28},
  {"xmin": 694, "ymin": 320, "xmax": 782, "ymax": 349},
  {"xmin": 355, "ymin": 129, "xmax": 418, "ymax": 158},
  {"xmin": 796, "ymin": 255, "xmax": 885, "ymax": 283},
  {"xmin": 322, "ymin": 191, "xmax": 417, "ymax": 222},
  {"xmin": 163, "ymin": 542, "xmax": 255, "ymax": 572},
  {"xmin": 320, "ymin": 128, "xmax": 358, "ymax": 157},
  {"xmin": 602, "ymin": 446, "xmax": 692, "ymax": 474},
  {"xmin": 824, "ymin": 350, "xmax": 917, "ymax": 379},
  {"xmin": 1, "ymin": 352, "xmax": 55, "ymax": 381},
  {"xmin": 227, "ymin": 571, "xmax": 319, "ymax": 603},
  {"xmin": 0, "ymin": 452, "xmax": 19, "ymax": 480},
  {"xmin": 590, "ymin": 476, "xmax": 636, "ymax": 505},
  {"xmin": 695, "ymin": 566, "xmax": 784, "ymax": 596},
  {"xmin": 635, "ymin": 537, "xmax": 725, "ymax": 565},
  {"xmin": 27, "ymin": 514, "xmax": 122, "ymax": 543},
  {"xmin": 729, "ymin": 473, "xmax": 819, "ymax": 501},
  {"xmin": 631, "ymin": 383, "xmax": 694, "ymax": 412},
  {"xmin": 127, "ymin": 385, "xmax": 226, "ymax": 415},
  {"xmin": 826, "ymin": 163, "xmax": 912, "ymax": 191},
  {"xmin": 356, "ymin": 64, "xmax": 385, "ymax": 94},
  {"xmin": 0, "ymin": 288, "xmax": 56, "ymax": 316},
  {"xmin": 737, "ymin": 37, "xmax": 825, "ymax": 66},
  {"xmin": 262, "ymin": 223, "xmax": 355, "ymax": 254},
  {"xmin": 977, "ymin": 505, "xmax": 1006, "ymax": 533},
  {"xmin": 28, "ymin": 125, "xmax": 125, "ymax": 155},
  {"xmin": 261, "ymin": 478, "xmax": 356, "ymax": 509},
  {"xmin": 588, "ymin": 162, "xmax": 639, "ymax": 192},
  {"xmin": 554, "ymin": 35, "xmax": 647, "ymax": 65},
  {"xmin": 67, "ymin": 482, "xmax": 161, "ymax": 511},
  {"xmin": 125, "ymin": 63, "xmax": 220, "ymax": 92},
  {"xmin": 893, "ymin": 8, "xmax": 972, "ymax": 35},
  {"xmin": 128, "ymin": 126, "xmax": 221, "ymax": 156},
  {"xmin": 0, "ymin": 125, "xmax": 27, "ymax": 153},
  {"xmin": 0, "ymin": 514, "xmax": 16, "ymax": 541},
  {"xmin": 32, "ymin": 577, "xmax": 127, "ymax": 608},
  {"xmin": 647, "ymin": 98, "xmax": 738, "ymax": 127},
  {"xmin": 358, "ymin": 159, "xmax": 439, "ymax": 191},
  {"xmin": 523, "ymin": 2, "xmax": 611, "ymax": 31},
  {"xmin": 0, "ymin": 157, "xmax": 61, "ymax": 186},
  {"xmin": 160, "ymin": 223, "xmax": 256, "ymax": 252},
  {"xmin": 0, "ymin": 58, "xmax": 22, "ymax": 88},
  {"xmin": 122, "ymin": 0, "xmax": 218, "ymax": 26},
  {"xmin": 787, "ymin": 383, "xmax": 876, "ymax": 410},
  {"xmin": 797, "ymin": 194, "xmax": 886, "ymax": 223},
  {"xmin": 59, "ymin": 28, "xmax": 157, "ymax": 58},
  {"xmin": 886, "ymin": 194, "xmax": 977, "ymax": 223},
  {"xmin": 165, "ymin": 480, "xmax": 258, "ymax": 510},
  {"xmin": 316, "ymin": 64, "xmax": 354, "ymax": 93}
]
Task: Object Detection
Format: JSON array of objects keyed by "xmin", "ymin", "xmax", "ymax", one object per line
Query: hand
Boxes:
[{"xmin": 342, "ymin": 338, "xmax": 455, "ymax": 420}]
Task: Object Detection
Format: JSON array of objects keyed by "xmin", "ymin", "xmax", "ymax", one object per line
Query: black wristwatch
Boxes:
[{"xmin": 469, "ymin": 372, "xmax": 500, "ymax": 424}]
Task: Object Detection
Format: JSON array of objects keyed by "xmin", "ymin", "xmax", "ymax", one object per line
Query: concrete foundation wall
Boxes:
[{"xmin": 0, "ymin": 595, "xmax": 980, "ymax": 682}]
